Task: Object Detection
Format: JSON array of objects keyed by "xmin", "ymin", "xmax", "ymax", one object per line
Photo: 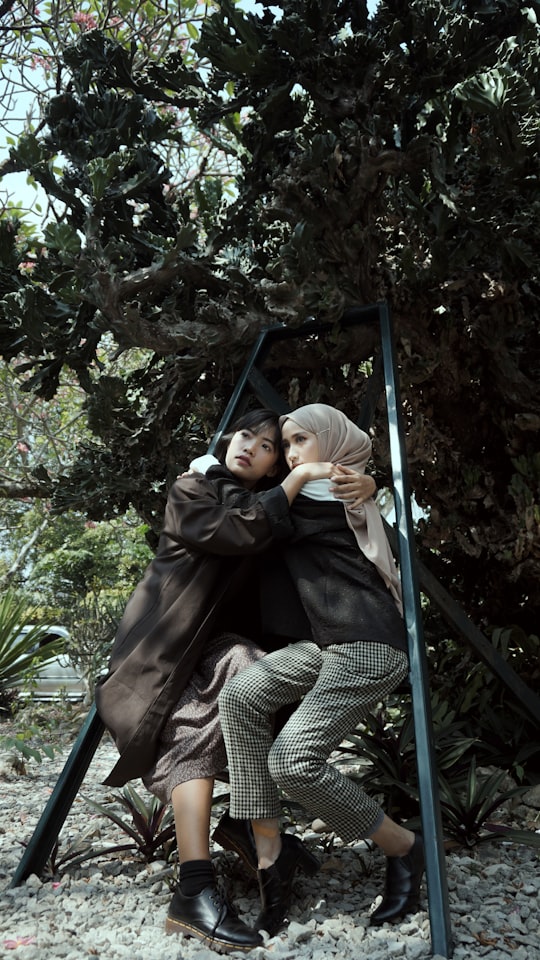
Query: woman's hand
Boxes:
[
  {"xmin": 330, "ymin": 464, "xmax": 376, "ymax": 509},
  {"xmin": 293, "ymin": 461, "xmax": 334, "ymax": 482},
  {"xmin": 280, "ymin": 461, "xmax": 333, "ymax": 504}
]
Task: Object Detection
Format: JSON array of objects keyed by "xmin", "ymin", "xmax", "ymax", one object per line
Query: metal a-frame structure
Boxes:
[{"xmin": 13, "ymin": 301, "xmax": 540, "ymax": 957}]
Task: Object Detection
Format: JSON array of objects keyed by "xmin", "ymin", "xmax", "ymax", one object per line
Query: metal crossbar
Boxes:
[{"xmin": 11, "ymin": 302, "xmax": 458, "ymax": 953}]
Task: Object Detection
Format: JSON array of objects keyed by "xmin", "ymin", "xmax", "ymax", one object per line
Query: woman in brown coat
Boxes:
[{"xmin": 96, "ymin": 408, "xmax": 373, "ymax": 954}]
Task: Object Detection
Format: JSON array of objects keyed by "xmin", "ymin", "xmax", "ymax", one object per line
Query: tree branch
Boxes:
[
  {"xmin": 0, "ymin": 481, "xmax": 53, "ymax": 499},
  {"xmin": 0, "ymin": 517, "xmax": 49, "ymax": 588}
]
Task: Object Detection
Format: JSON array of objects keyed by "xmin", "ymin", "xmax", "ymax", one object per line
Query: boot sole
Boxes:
[
  {"xmin": 165, "ymin": 915, "xmax": 261, "ymax": 954},
  {"xmin": 369, "ymin": 897, "xmax": 422, "ymax": 926}
]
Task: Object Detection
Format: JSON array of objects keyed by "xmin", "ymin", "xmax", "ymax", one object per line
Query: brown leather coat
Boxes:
[{"xmin": 95, "ymin": 468, "xmax": 292, "ymax": 786}]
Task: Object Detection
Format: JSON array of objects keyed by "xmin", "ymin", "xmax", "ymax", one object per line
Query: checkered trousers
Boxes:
[{"xmin": 218, "ymin": 640, "xmax": 409, "ymax": 843}]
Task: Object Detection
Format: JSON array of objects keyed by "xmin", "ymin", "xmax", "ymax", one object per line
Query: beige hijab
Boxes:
[{"xmin": 280, "ymin": 403, "xmax": 403, "ymax": 615}]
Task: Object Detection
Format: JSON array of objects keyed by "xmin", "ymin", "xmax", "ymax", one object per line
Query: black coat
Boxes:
[{"xmin": 95, "ymin": 468, "xmax": 293, "ymax": 786}]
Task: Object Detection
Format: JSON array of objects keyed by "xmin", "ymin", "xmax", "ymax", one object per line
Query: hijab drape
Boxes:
[{"xmin": 280, "ymin": 403, "xmax": 403, "ymax": 615}]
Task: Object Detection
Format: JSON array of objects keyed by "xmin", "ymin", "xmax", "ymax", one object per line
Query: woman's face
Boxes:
[
  {"xmin": 281, "ymin": 420, "xmax": 320, "ymax": 470},
  {"xmin": 225, "ymin": 427, "xmax": 279, "ymax": 488}
]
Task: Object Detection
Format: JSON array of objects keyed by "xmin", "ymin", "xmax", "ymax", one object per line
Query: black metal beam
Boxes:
[
  {"xmin": 10, "ymin": 706, "xmax": 104, "ymax": 887},
  {"xmin": 247, "ymin": 367, "xmax": 290, "ymax": 415},
  {"xmin": 378, "ymin": 302, "xmax": 453, "ymax": 957},
  {"xmin": 414, "ymin": 547, "xmax": 540, "ymax": 726},
  {"xmin": 209, "ymin": 330, "xmax": 278, "ymax": 454}
]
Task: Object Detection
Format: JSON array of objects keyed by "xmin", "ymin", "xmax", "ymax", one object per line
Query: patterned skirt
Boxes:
[{"xmin": 143, "ymin": 632, "xmax": 264, "ymax": 804}]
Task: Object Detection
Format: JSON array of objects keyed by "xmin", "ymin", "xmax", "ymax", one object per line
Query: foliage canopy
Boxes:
[{"xmin": 0, "ymin": 0, "xmax": 539, "ymax": 637}]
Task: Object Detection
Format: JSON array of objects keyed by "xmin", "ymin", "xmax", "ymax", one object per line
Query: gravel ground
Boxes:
[{"xmin": 1, "ymin": 715, "xmax": 539, "ymax": 960}]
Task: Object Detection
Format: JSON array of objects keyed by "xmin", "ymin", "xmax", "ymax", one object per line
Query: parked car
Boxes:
[{"xmin": 12, "ymin": 626, "xmax": 87, "ymax": 702}]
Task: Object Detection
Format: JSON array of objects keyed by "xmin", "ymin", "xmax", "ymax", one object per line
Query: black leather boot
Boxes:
[
  {"xmin": 212, "ymin": 812, "xmax": 258, "ymax": 875},
  {"xmin": 256, "ymin": 833, "xmax": 320, "ymax": 936},
  {"xmin": 369, "ymin": 833, "xmax": 425, "ymax": 926},
  {"xmin": 165, "ymin": 883, "xmax": 263, "ymax": 953}
]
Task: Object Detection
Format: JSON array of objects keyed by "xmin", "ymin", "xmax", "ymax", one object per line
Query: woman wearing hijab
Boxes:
[{"xmin": 219, "ymin": 403, "xmax": 424, "ymax": 937}]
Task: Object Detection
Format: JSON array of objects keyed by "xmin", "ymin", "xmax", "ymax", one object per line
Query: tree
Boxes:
[
  {"xmin": 0, "ymin": 0, "xmax": 228, "ymax": 222},
  {"xmin": 0, "ymin": 356, "xmax": 81, "ymax": 584},
  {"xmin": 0, "ymin": 0, "xmax": 231, "ymax": 593},
  {"xmin": 0, "ymin": 351, "xmax": 154, "ymax": 626},
  {"xmin": 0, "ymin": 0, "xmax": 538, "ymax": 637}
]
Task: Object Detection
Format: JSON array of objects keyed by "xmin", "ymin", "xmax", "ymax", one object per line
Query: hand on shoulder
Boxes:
[{"xmin": 330, "ymin": 463, "xmax": 376, "ymax": 507}]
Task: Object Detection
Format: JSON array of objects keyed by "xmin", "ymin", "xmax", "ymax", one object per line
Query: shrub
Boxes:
[{"xmin": 0, "ymin": 591, "xmax": 64, "ymax": 704}]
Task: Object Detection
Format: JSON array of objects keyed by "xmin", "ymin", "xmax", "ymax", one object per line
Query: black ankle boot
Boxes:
[
  {"xmin": 370, "ymin": 833, "xmax": 425, "ymax": 926},
  {"xmin": 256, "ymin": 833, "xmax": 320, "ymax": 936},
  {"xmin": 212, "ymin": 812, "xmax": 258, "ymax": 875}
]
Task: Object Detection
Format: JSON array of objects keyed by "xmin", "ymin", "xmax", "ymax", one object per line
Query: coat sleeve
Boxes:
[{"xmin": 163, "ymin": 476, "xmax": 293, "ymax": 556}]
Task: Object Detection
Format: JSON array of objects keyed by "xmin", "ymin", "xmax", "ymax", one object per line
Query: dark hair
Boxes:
[{"xmin": 214, "ymin": 408, "xmax": 287, "ymax": 484}]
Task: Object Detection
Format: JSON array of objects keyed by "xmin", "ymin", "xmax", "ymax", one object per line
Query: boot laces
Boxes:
[{"xmin": 208, "ymin": 883, "xmax": 239, "ymax": 927}]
